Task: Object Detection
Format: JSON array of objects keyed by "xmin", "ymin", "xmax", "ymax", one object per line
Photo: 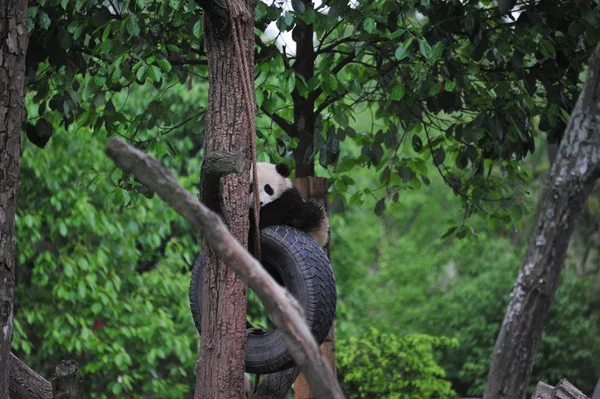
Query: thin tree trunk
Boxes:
[
  {"xmin": 0, "ymin": 1, "xmax": 28, "ymax": 398},
  {"xmin": 195, "ymin": 1, "xmax": 255, "ymax": 397},
  {"xmin": 483, "ymin": 43, "xmax": 600, "ymax": 399},
  {"xmin": 291, "ymin": 0, "xmax": 316, "ymax": 178}
]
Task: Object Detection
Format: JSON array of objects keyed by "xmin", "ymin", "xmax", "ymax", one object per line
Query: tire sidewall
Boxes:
[{"xmin": 189, "ymin": 225, "xmax": 336, "ymax": 374}]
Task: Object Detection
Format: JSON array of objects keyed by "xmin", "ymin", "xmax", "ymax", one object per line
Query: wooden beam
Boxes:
[{"xmin": 293, "ymin": 177, "xmax": 337, "ymax": 399}]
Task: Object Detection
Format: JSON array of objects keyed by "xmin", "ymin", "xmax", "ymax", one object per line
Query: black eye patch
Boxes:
[{"xmin": 264, "ymin": 184, "xmax": 274, "ymax": 196}]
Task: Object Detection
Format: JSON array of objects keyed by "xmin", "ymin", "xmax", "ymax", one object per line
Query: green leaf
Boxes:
[
  {"xmin": 136, "ymin": 64, "xmax": 148, "ymax": 82},
  {"xmin": 193, "ymin": 20, "xmax": 202, "ymax": 39},
  {"xmin": 155, "ymin": 140, "xmax": 168, "ymax": 157},
  {"xmin": 155, "ymin": 58, "xmax": 172, "ymax": 73},
  {"xmin": 126, "ymin": 17, "xmax": 140, "ymax": 37},
  {"xmin": 148, "ymin": 65, "xmax": 162, "ymax": 82},
  {"xmin": 323, "ymin": 73, "xmax": 339, "ymax": 92},
  {"xmin": 38, "ymin": 10, "xmax": 51, "ymax": 30},
  {"xmin": 256, "ymin": 90, "xmax": 264, "ymax": 107},
  {"xmin": 102, "ymin": 24, "xmax": 111, "ymax": 41},
  {"xmin": 333, "ymin": 109, "xmax": 349, "ymax": 127},
  {"xmin": 391, "ymin": 84, "xmax": 405, "ymax": 101},
  {"xmin": 136, "ymin": 0, "xmax": 146, "ymax": 8},
  {"xmin": 412, "ymin": 135, "xmax": 423, "ymax": 153},
  {"xmin": 277, "ymin": 11, "xmax": 294, "ymax": 31},
  {"xmin": 292, "ymin": 0, "xmax": 306, "ymax": 14},
  {"xmin": 91, "ymin": 302, "xmax": 102, "ymax": 315},
  {"xmin": 374, "ymin": 198, "xmax": 385, "ymax": 216},
  {"xmin": 24, "ymin": 119, "xmax": 54, "ymax": 149},
  {"xmin": 433, "ymin": 147, "xmax": 446, "ymax": 166},
  {"xmin": 304, "ymin": 8, "xmax": 316, "ymax": 24},
  {"xmin": 441, "ymin": 226, "xmax": 457, "ymax": 239},
  {"xmin": 363, "ymin": 17, "xmax": 376, "ymax": 33},
  {"xmin": 395, "ymin": 38, "xmax": 413, "ymax": 61},
  {"xmin": 78, "ymin": 281, "xmax": 87, "ymax": 299},
  {"xmin": 431, "ymin": 42, "xmax": 444, "ymax": 61},
  {"xmin": 419, "ymin": 40, "xmax": 432, "ymax": 59}
]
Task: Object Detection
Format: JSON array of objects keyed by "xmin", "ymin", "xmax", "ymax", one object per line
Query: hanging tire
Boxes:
[{"xmin": 189, "ymin": 225, "xmax": 337, "ymax": 374}]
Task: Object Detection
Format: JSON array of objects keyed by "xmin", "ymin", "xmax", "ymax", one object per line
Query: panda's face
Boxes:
[{"xmin": 249, "ymin": 163, "xmax": 293, "ymax": 208}]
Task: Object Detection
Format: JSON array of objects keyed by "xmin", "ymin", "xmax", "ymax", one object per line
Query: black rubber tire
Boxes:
[{"xmin": 189, "ymin": 225, "xmax": 337, "ymax": 374}]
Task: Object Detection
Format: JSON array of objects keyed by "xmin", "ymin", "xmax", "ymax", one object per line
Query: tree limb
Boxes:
[
  {"xmin": 105, "ymin": 137, "xmax": 344, "ymax": 399},
  {"xmin": 9, "ymin": 353, "xmax": 52, "ymax": 399},
  {"xmin": 259, "ymin": 106, "xmax": 297, "ymax": 138}
]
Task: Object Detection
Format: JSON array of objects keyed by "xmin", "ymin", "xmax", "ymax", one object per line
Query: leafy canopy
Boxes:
[{"xmin": 25, "ymin": 0, "xmax": 600, "ymax": 234}]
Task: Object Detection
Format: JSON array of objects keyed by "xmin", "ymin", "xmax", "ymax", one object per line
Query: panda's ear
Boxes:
[{"xmin": 275, "ymin": 163, "xmax": 291, "ymax": 177}]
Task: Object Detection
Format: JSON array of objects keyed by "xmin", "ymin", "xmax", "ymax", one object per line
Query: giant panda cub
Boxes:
[{"xmin": 248, "ymin": 162, "xmax": 329, "ymax": 248}]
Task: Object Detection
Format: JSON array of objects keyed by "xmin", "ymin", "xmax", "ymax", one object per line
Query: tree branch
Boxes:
[
  {"xmin": 9, "ymin": 353, "xmax": 52, "ymax": 399},
  {"xmin": 105, "ymin": 138, "xmax": 344, "ymax": 399},
  {"xmin": 169, "ymin": 58, "xmax": 208, "ymax": 66},
  {"xmin": 259, "ymin": 106, "xmax": 297, "ymax": 138}
]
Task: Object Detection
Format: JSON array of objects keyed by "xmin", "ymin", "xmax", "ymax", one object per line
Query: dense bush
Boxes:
[{"xmin": 337, "ymin": 329, "xmax": 456, "ymax": 399}]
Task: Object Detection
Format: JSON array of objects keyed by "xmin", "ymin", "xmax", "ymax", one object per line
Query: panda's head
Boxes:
[{"xmin": 249, "ymin": 162, "xmax": 293, "ymax": 208}]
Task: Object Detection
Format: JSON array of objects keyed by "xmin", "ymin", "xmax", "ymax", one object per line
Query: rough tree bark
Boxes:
[
  {"xmin": 0, "ymin": 1, "xmax": 28, "ymax": 398},
  {"xmin": 483, "ymin": 43, "xmax": 600, "ymax": 399},
  {"xmin": 9, "ymin": 353, "xmax": 52, "ymax": 399},
  {"xmin": 194, "ymin": 0, "xmax": 256, "ymax": 396},
  {"xmin": 105, "ymin": 138, "xmax": 345, "ymax": 398}
]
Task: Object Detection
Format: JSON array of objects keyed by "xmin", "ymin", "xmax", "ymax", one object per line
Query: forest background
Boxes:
[{"xmin": 10, "ymin": 0, "xmax": 600, "ymax": 397}]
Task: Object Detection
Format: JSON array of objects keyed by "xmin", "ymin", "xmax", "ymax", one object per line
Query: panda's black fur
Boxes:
[{"xmin": 249, "ymin": 162, "xmax": 329, "ymax": 248}]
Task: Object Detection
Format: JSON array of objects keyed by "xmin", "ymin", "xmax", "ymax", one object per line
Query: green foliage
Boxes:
[
  {"xmin": 29, "ymin": 0, "xmax": 600, "ymax": 230},
  {"xmin": 337, "ymin": 329, "xmax": 457, "ymax": 399},
  {"xmin": 253, "ymin": 0, "xmax": 600, "ymax": 230},
  {"xmin": 13, "ymin": 129, "xmax": 200, "ymax": 398},
  {"xmin": 26, "ymin": 0, "xmax": 206, "ymax": 159}
]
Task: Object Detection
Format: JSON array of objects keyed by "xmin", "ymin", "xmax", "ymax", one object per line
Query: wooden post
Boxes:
[{"xmin": 292, "ymin": 177, "xmax": 337, "ymax": 399}]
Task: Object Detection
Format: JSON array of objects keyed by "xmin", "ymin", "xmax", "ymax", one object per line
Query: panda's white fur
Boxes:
[
  {"xmin": 249, "ymin": 162, "xmax": 293, "ymax": 208},
  {"xmin": 249, "ymin": 162, "xmax": 329, "ymax": 247}
]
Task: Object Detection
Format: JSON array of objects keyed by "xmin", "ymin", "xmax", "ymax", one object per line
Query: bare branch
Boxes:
[
  {"xmin": 105, "ymin": 138, "xmax": 344, "ymax": 399},
  {"xmin": 169, "ymin": 59, "xmax": 208, "ymax": 66},
  {"xmin": 9, "ymin": 353, "xmax": 52, "ymax": 399}
]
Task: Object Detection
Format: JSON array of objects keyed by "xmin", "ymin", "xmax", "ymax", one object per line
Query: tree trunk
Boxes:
[
  {"xmin": 291, "ymin": 0, "xmax": 316, "ymax": 178},
  {"xmin": 0, "ymin": 1, "xmax": 28, "ymax": 398},
  {"xmin": 483, "ymin": 43, "xmax": 600, "ymax": 399},
  {"xmin": 194, "ymin": 1, "xmax": 255, "ymax": 397}
]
